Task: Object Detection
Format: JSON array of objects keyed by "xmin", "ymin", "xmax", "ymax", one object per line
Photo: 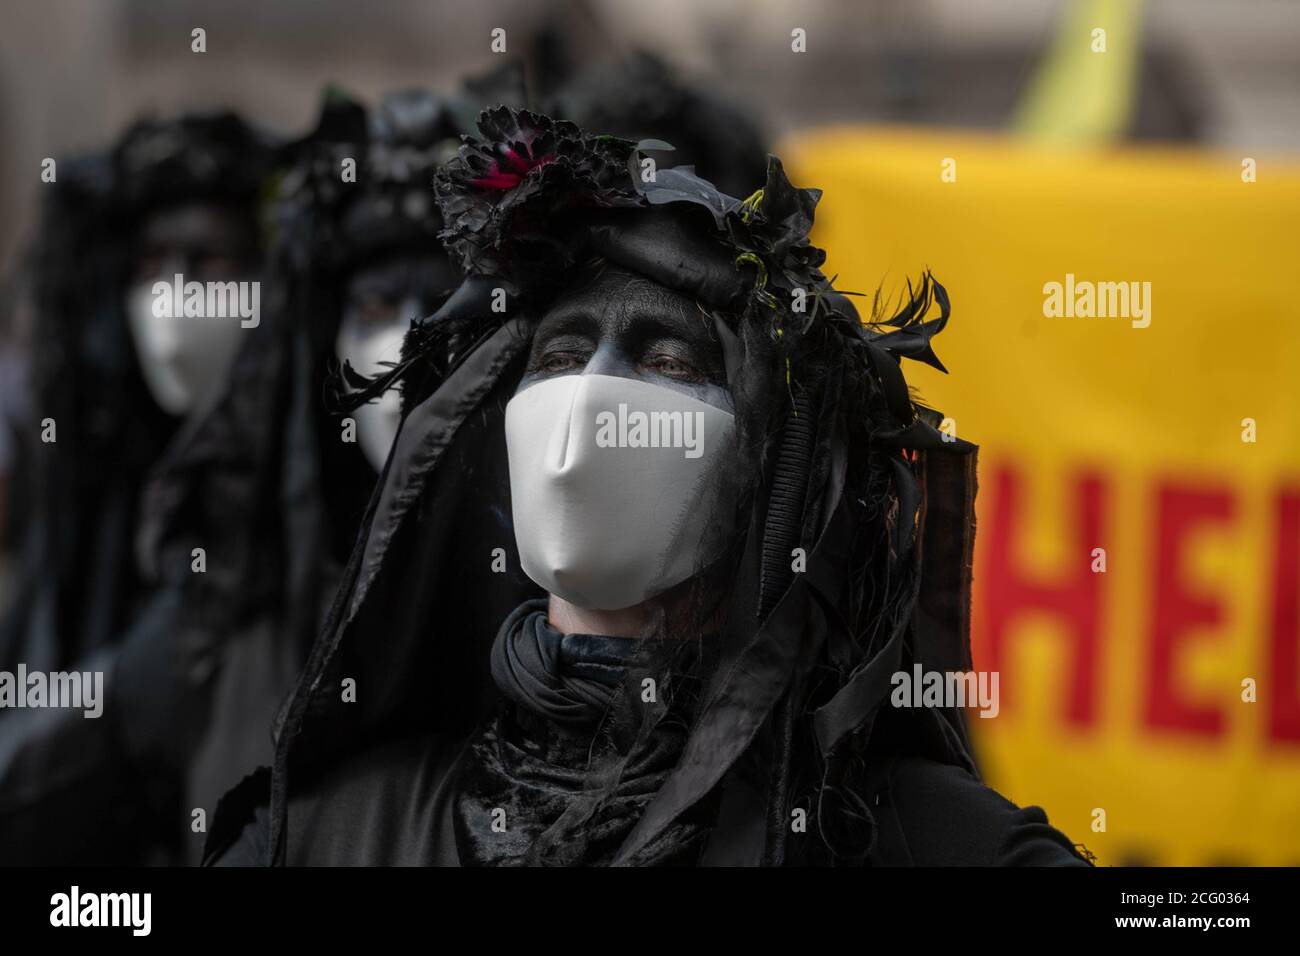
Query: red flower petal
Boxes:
[{"xmin": 469, "ymin": 169, "xmax": 523, "ymax": 190}]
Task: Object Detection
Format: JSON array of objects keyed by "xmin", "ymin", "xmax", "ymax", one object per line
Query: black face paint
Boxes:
[
  {"xmin": 124, "ymin": 201, "xmax": 264, "ymax": 416},
  {"xmin": 340, "ymin": 252, "xmax": 455, "ymax": 331},
  {"xmin": 335, "ymin": 252, "xmax": 458, "ymax": 471},
  {"xmin": 520, "ymin": 264, "xmax": 733, "ymax": 412},
  {"xmin": 131, "ymin": 201, "xmax": 260, "ymax": 284}
]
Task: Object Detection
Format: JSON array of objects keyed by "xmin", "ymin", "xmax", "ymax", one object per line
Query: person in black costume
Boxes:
[
  {"xmin": 0, "ymin": 115, "xmax": 270, "ymax": 679},
  {"xmin": 0, "ymin": 91, "xmax": 476, "ymax": 865},
  {"xmin": 0, "ymin": 115, "xmax": 273, "ymax": 863},
  {"xmin": 147, "ymin": 87, "xmax": 472, "ymax": 630},
  {"xmin": 207, "ymin": 107, "xmax": 1092, "ymax": 867},
  {"xmin": 136, "ymin": 90, "xmax": 474, "ymax": 863},
  {"xmin": 320, "ymin": 90, "xmax": 472, "ymax": 477}
]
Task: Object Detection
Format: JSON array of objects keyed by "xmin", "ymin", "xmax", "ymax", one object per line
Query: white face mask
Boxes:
[
  {"xmin": 125, "ymin": 277, "xmax": 247, "ymax": 416},
  {"xmin": 505, "ymin": 372, "xmax": 736, "ymax": 611},
  {"xmin": 335, "ymin": 305, "xmax": 412, "ymax": 471}
]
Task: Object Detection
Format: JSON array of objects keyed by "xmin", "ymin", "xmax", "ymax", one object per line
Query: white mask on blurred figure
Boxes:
[
  {"xmin": 125, "ymin": 268, "xmax": 247, "ymax": 416},
  {"xmin": 335, "ymin": 298, "xmax": 415, "ymax": 472}
]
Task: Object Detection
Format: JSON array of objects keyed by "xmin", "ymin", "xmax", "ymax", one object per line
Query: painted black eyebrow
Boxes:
[
  {"xmin": 530, "ymin": 304, "xmax": 602, "ymax": 342},
  {"xmin": 626, "ymin": 306, "xmax": 716, "ymax": 347},
  {"xmin": 535, "ymin": 296, "xmax": 717, "ymax": 348}
]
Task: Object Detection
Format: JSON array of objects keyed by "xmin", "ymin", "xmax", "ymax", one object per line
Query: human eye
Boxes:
[
  {"xmin": 643, "ymin": 351, "xmax": 705, "ymax": 383},
  {"xmin": 537, "ymin": 350, "xmax": 586, "ymax": 374},
  {"xmin": 528, "ymin": 329, "xmax": 592, "ymax": 377}
]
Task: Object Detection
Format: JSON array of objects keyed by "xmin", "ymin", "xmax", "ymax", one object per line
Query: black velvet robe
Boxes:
[{"xmin": 210, "ymin": 727, "xmax": 1089, "ymax": 866}]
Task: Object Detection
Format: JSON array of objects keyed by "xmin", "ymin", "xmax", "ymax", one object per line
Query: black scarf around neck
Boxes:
[
  {"xmin": 453, "ymin": 599, "xmax": 713, "ymax": 866},
  {"xmin": 489, "ymin": 599, "xmax": 636, "ymax": 725}
]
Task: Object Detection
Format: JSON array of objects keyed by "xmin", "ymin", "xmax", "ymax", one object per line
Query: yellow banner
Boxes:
[{"xmin": 783, "ymin": 127, "xmax": 1300, "ymax": 866}]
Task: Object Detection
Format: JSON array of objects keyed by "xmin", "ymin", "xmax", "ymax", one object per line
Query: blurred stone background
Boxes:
[{"xmin": 1, "ymin": 0, "xmax": 1297, "ymax": 276}]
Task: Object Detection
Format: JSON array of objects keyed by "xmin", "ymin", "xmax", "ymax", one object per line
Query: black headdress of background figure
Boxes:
[
  {"xmin": 0, "ymin": 114, "xmax": 273, "ymax": 677},
  {"xmin": 255, "ymin": 107, "xmax": 978, "ymax": 866},
  {"xmin": 133, "ymin": 90, "xmax": 473, "ymax": 851},
  {"xmin": 542, "ymin": 50, "xmax": 769, "ymax": 200}
]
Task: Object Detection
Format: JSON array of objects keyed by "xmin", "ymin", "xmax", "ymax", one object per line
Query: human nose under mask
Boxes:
[
  {"xmin": 125, "ymin": 266, "xmax": 251, "ymax": 416},
  {"xmin": 335, "ymin": 298, "xmax": 415, "ymax": 471},
  {"xmin": 505, "ymin": 371, "xmax": 736, "ymax": 611}
]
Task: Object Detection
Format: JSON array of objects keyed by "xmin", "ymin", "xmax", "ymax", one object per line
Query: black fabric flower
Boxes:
[{"xmin": 434, "ymin": 107, "xmax": 644, "ymax": 291}]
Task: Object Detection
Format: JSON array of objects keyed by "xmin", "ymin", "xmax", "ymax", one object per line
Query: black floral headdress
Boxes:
[{"xmin": 340, "ymin": 106, "xmax": 956, "ymax": 443}]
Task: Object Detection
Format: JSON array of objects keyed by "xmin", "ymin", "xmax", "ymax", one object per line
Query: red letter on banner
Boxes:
[
  {"xmin": 1145, "ymin": 483, "xmax": 1234, "ymax": 737},
  {"xmin": 1269, "ymin": 486, "xmax": 1300, "ymax": 744},
  {"xmin": 977, "ymin": 465, "xmax": 1105, "ymax": 726}
]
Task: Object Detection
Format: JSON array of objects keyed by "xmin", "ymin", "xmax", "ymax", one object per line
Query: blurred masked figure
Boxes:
[{"xmin": 0, "ymin": 113, "xmax": 273, "ymax": 863}]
